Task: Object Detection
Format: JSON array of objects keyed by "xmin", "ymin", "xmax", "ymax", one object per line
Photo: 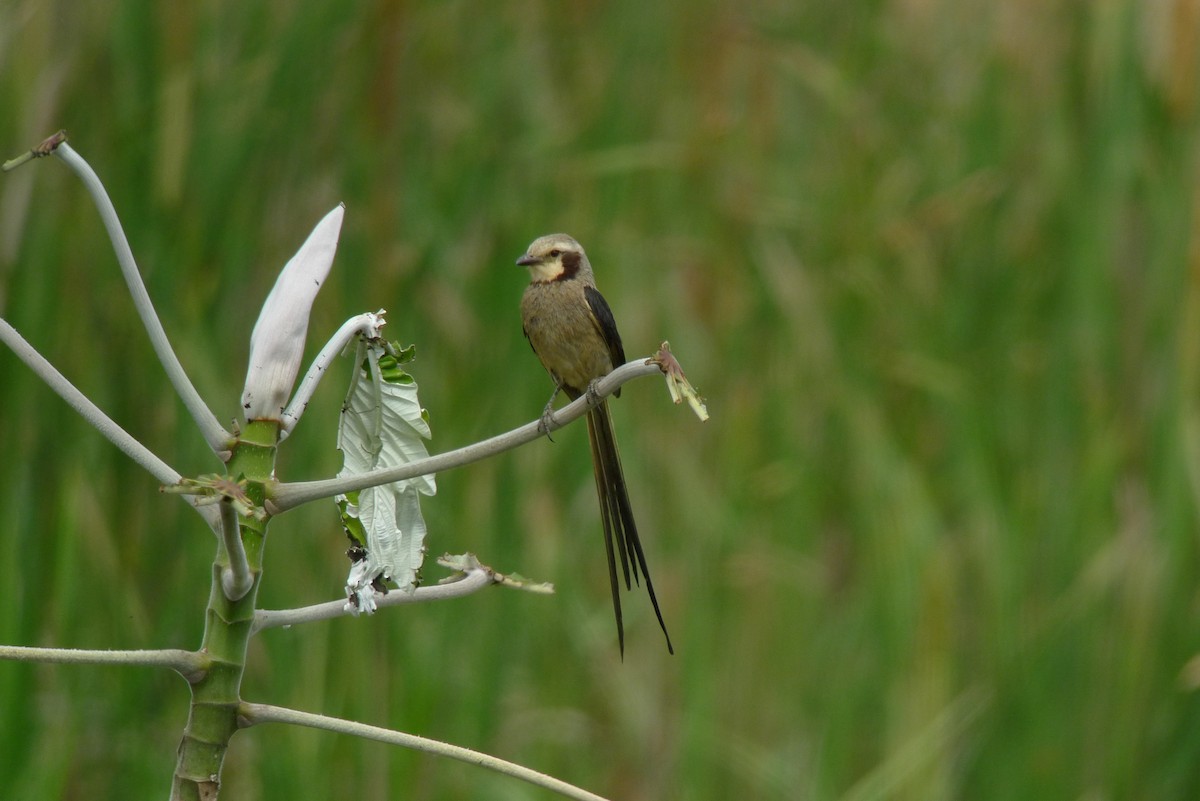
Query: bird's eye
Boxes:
[{"xmin": 549, "ymin": 249, "xmax": 561, "ymax": 258}]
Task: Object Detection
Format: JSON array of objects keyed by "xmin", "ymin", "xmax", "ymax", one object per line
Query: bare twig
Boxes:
[
  {"xmin": 0, "ymin": 645, "xmax": 206, "ymax": 681},
  {"xmin": 280, "ymin": 312, "xmax": 383, "ymax": 439},
  {"xmin": 219, "ymin": 498, "xmax": 253, "ymax": 601},
  {"xmin": 650, "ymin": 341, "xmax": 708, "ymax": 421},
  {"xmin": 268, "ymin": 358, "xmax": 663, "ymax": 513},
  {"xmin": 240, "ymin": 702, "xmax": 611, "ymax": 801},
  {"xmin": 252, "ymin": 563, "xmax": 494, "ymax": 633},
  {"xmin": 2, "ymin": 129, "xmax": 68, "ymax": 171},
  {"xmin": 0, "ymin": 317, "xmax": 220, "ymax": 531},
  {"xmin": 0, "ymin": 319, "xmax": 179, "ymax": 484},
  {"xmin": 53, "ymin": 142, "xmax": 232, "ymax": 454}
]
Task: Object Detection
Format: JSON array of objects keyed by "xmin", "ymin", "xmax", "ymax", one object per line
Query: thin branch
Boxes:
[
  {"xmin": 280, "ymin": 312, "xmax": 381, "ymax": 440},
  {"xmin": 252, "ymin": 566, "xmax": 493, "ymax": 634},
  {"xmin": 1, "ymin": 129, "xmax": 67, "ymax": 171},
  {"xmin": 240, "ymin": 702, "xmax": 611, "ymax": 801},
  {"xmin": 219, "ymin": 499, "xmax": 253, "ymax": 601},
  {"xmin": 268, "ymin": 358, "xmax": 662, "ymax": 513},
  {"xmin": 0, "ymin": 317, "xmax": 220, "ymax": 531},
  {"xmin": 0, "ymin": 645, "xmax": 206, "ymax": 680},
  {"xmin": 0, "ymin": 318, "xmax": 179, "ymax": 484},
  {"xmin": 53, "ymin": 143, "xmax": 232, "ymax": 454}
]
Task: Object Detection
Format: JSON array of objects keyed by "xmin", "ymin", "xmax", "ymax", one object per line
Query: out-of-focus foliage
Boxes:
[{"xmin": 1, "ymin": 1, "xmax": 1199, "ymax": 799}]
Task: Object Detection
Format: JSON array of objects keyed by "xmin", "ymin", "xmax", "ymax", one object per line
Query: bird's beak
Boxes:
[{"xmin": 515, "ymin": 253, "xmax": 538, "ymax": 267}]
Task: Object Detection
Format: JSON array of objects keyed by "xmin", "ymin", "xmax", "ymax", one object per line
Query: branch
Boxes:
[
  {"xmin": 0, "ymin": 318, "xmax": 179, "ymax": 484},
  {"xmin": 239, "ymin": 702, "xmax": 611, "ymax": 801},
  {"xmin": 0, "ymin": 645, "xmax": 206, "ymax": 680},
  {"xmin": 0, "ymin": 317, "xmax": 220, "ymax": 531},
  {"xmin": 280, "ymin": 312, "xmax": 382, "ymax": 440},
  {"xmin": 653, "ymin": 340, "xmax": 709, "ymax": 421},
  {"xmin": 252, "ymin": 563, "xmax": 493, "ymax": 634},
  {"xmin": 219, "ymin": 498, "xmax": 253, "ymax": 601},
  {"xmin": 268, "ymin": 358, "xmax": 662, "ymax": 513},
  {"xmin": 1, "ymin": 129, "xmax": 67, "ymax": 171},
  {"xmin": 52, "ymin": 142, "xmax": 232, "ymax": 455}
]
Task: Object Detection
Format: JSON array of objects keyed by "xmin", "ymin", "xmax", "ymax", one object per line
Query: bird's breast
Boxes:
[{"xmin": 521, "ymin": 281, "xmax": 614, "ymax": 397}]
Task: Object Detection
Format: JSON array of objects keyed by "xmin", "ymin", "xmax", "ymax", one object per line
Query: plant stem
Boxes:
[
  {"xmin": 219, "ymin": 498, "xmax": 253, "ymax": 601},
  {"xmin": 280, "ymin": 311, "xmax": 383, "ymax": 439},
  {"xmin": 240, "ymin": 702, "xmax": 612, "ymax": 801},
  {"xmin": 0, "ymin": 645, "xmax": 205, "ymax": 678},
  {"xmin": 170, "ymin": 420, "xmax": 278, "ymax": 800},
  {"xmin": 269, "ymin": 358, "xmax": 663, "ymax": 512},
  {"xmin": 0, "ymin": 316, "xmax": 221, "ymax": 532},
  {"xmin": 251, "ymin": 565, "xmax": 494, "ymax": 633},
  {"xmin": 0, "ymin": 318, "xmax": 180, "ymax": 485},
  {"xmin": 53, "ymin": 143, "xmax": 232, "ymax": 455}
]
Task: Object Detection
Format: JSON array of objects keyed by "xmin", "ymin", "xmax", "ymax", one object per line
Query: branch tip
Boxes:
[
  {"xmin": 2, "ymin": 129, "xmax": 68, "ymax": 172},
  {"xmin": 650, "ymin": 341, "xmax": 709, "ymax": 421},
  {"xmin": 437, "ymin": 553, "xmax": 555, "ymax": 594}
]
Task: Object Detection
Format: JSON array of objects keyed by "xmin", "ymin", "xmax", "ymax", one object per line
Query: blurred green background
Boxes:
[{"xmin": 2, "ymin": 1, "xmax": 1200, "ymax": 798}]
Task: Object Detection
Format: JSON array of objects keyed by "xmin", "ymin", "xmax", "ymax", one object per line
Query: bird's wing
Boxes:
[{"xmin": 584, "ymin": 285, "xmax": 627, "ymax": 371}]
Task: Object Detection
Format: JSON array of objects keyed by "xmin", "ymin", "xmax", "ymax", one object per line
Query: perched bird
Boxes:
[{"xmin": 517, "ymin": 233, "xmax": 673, "ymax": 656}]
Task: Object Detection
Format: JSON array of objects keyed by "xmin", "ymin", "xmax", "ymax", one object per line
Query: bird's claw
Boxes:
[
  {"xmin": 585, "ymin": 379, "xmax": 604, "ymax": 407},
  {"xmin": 538, "ymin": 395, "xmax": 558, "ymax": 440}
]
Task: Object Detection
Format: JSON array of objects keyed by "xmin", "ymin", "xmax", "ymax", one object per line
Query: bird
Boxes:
[{"xmin": 516, "ymin": 233, "xmax": 673, "ymax": 656}]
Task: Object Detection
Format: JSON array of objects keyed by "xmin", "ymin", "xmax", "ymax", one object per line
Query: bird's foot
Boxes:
[
  {"xmin": 585, "ymin": 379, "xmax": 604, "ymax": 407},
  {"xmin": 537, "ymin": 389, "xmax": 560, "ymax": 439}
]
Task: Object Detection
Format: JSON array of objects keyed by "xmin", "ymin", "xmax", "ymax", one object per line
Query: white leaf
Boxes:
[
  {"xmin": 338, "ymin": 338, "xmax": 435, "ymax": 611},
  {"xmin": 242, "ymin": 204, "xmax": 344, "ymax": 421}
]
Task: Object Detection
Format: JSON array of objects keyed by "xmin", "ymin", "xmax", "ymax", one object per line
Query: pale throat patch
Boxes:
[{"xmin": 525, "ymin": 258, "xmax": 565, "ymax": 283}]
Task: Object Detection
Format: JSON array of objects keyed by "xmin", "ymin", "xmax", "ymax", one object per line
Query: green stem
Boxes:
[{"xmin": 170, "ymin": 419, "xmax": 278, "ymax": 800}]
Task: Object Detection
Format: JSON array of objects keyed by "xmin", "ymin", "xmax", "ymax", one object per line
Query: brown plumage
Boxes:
[{"xmin": 517, "ymin": 233, "xmax": 673, "ymax": 656}]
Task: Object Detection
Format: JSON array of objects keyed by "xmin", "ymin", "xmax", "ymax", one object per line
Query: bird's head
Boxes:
[{"xmin": 516, "ymin": 233, "xmax": 589, "ymax": 283}]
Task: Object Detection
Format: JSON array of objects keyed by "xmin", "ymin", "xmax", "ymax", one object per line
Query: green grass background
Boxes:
[{"xmin": 2, "ymin": 1, "xmax": 1200, "ymax": 798}]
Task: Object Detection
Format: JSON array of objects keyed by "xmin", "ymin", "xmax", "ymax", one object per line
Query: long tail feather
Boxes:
[
  {"xmin": 587, "ymin": 402, "xmax": 674, "ymax": 655},
  {"xmin": 586, "ymin": 409, "xmax": 625, "ymax": 655}
]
